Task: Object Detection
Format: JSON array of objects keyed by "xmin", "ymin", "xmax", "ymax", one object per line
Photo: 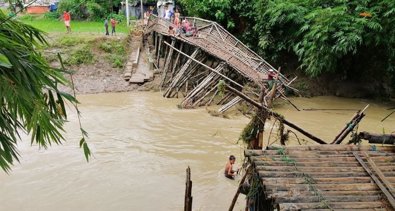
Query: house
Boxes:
[{"xmin": 24, "ymin": 0, "xmax": 57, "ymax": 14}]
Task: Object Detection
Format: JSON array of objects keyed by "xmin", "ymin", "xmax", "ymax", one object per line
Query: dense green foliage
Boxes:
[
  {"xmin": 179, "ymin": 0, "xmax": 395, "ymax": 87},
  {"xmin": 58, "ymin": 0, "xmax": 123, "ymax": 20},
  {"xmin": 0, "ymin": 11, "xmax": 82, "ymax": 172}
]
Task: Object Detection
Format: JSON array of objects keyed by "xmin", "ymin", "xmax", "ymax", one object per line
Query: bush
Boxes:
[
  {"xmin": 44, "ymin": 12, "xmax": 60, "ymax": 20},
  {"xmin": 99, "ymin": 41, "xmax": 126, "ymax": 55},
  {"xmin": 58, "ymin": 36, "xmax": 80, "ymax": 47},
  {"xmin": 18, "ymin": 14, "xmax": 34, "ymax": 21},
  {"xmin": 108, "ymin": 13, "xmax": 125, "ymax": 23},
  {"xmin": 57, "ymin": 0, "xmax": 87, "ymax": 20},
  {"xmin": 99, "ymin": 42, "xmax": 112, "ymax": 53},
  {"xmin": 67, "ymin": 47, "xmax": 94, "ymax": 65},
  {"xmin": 86, "ymin": 2, "xmax": 105, "ymax": 21},
  {"xmin": 109, "ymin": 55, "xmax": 124, "ymax": 68}
]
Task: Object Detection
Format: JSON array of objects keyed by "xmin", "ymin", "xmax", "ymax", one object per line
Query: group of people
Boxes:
[
  {"xmin": 164, "ymin": 6, "xmax": 197, "ymax": 37},
  {"xmin": 62, "ymin": 10, "xmax": 117, "ymax": 36},
  {"xmin": 104, "ymin": 17, "xmax": 117, "ymax": 36}
]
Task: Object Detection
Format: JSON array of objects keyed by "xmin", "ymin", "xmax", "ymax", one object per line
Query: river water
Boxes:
[{"xmin": 0, "ymin": 92, "xmax": 394, "ymax": 211}]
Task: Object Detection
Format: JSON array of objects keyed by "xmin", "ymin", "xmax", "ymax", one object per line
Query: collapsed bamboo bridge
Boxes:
[{"xmin": 134, "ymin": 15, "xmax": 296, "ymax": 111}]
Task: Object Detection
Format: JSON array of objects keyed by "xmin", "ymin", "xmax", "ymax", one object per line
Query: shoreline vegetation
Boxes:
[{"xmin": 10, "ymin": 11, "xmax": 394, "ymax": 101}]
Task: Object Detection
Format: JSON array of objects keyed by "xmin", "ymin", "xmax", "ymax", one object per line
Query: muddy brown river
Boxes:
[{"xmin": 0, "ymin": 92, "xmax": 394, "ymax": 211}]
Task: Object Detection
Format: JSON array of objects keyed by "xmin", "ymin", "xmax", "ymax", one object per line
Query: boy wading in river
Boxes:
[{"xmin": 224, "ymin": 155, "xmax": 238, "ymax": 179}]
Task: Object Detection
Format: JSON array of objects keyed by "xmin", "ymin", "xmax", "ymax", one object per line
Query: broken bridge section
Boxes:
[{"xmin": 144, "ymin": 15, "xmax": 296, "ymax": 111}]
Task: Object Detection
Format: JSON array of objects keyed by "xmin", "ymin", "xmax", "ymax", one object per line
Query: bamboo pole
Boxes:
[
  {"xmin": 163, "ymin": 41, "xmax": 244, "ymax": 89},
  {"xmin": 181, "ymin": 63, "xmax": 225, "ymax": 107},
  {"xmin": 156, "ymin": 35, "xmax": 163, "ymax": 68},
  {"xmin": 160, "ymin": 39, "xmax": 176, "ymax": 87},
  {"xmin": 332, "ymin": 105, "xmax": 369, "ymax": 144},
  {"xmin": 228, "ymin": 172, "xmax": 248, "ymax": 211},
  {"xmin": 164, "ymin": 49, "xmax": 200, "ymax": 98},
  {"xmin": 225, "ymin": 84, "xmax": 327, "ymax": 144},
  {"xmin": 170, "ymin": 43, "xmax": 183, "ymax": 81}
]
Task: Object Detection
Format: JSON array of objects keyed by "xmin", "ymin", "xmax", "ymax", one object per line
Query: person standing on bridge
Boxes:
[
  {"xmin": 173, "ymin": 8, "xmax": 180, "ymax": 26},
  {"xmin": 163, "ymin": 5, "xmax": 172, "ymax": 21}
]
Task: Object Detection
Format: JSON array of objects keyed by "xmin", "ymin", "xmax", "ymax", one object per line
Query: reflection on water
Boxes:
[{"xmin": 0, "ymin": 93, "xmax": 393, "ymax": 211}]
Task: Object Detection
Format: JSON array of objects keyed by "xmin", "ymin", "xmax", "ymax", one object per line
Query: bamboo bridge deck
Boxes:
[{"xmin": 245, "ymin": 145, "xmax": 395, "ymax": 210}]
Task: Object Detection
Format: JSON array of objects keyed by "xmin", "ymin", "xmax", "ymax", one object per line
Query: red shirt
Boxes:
[
  {"xmin": 63, "ymin": 12, "xmax": 70, "ymax": 21},
  {"xmin": 110, "ymin": 19, "xmax": 116, "ymax": 27}
]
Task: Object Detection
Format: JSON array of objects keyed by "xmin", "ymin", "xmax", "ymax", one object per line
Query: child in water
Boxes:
[{"xmin": 224, "ymin": 155, "xmax": 238, "ymax": 179}]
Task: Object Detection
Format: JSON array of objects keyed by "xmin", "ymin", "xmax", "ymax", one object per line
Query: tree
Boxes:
[
  {"xmin": 0, "ymin": 11, "xmax": 89, "ymax": 172},
  {"xmin": 255, "ymin": 0, "xmax": 395, "ymax": 79}
]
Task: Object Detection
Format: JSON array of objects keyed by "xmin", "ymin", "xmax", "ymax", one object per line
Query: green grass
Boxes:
[{"xmin": 20, "ymin": 18, "xmax": 130, "ymax": 34}]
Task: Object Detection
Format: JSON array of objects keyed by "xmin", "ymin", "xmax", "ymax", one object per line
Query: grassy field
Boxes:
[{"xmin": 21, "ymin": 18, "xmax": 130, "ymax": 34}]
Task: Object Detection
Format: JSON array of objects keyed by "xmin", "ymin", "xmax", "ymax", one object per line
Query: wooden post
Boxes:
[
  {"xmin": 181, "ymin": 63, "xmax": 225, "ymax": 108},
  {"xmin": 170, "ymin": 43, "xmax": 183, "ymax": 81},
  {"xmin": 184, "ymin": 166, "xmax": 193, "ymax": 211},
  {"xmin": 160, "ymin": 39, "xmax": 176, "ymax": 87},
  {"xmin": 156, "ymin": 35, "xmax": 163, "ymax": 68},
  {"xmin": 164, "ymin": 48, "xmax": 200, "ymax": 98}
]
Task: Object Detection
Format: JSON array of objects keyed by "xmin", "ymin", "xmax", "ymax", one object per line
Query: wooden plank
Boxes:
[
  {"xmin": 257, "ymin": 166, "xmax": 366, "ymax": 173},
  {"xmin": 275, "ymin": 195, "xmax": 382, "ymax": 203},
  {"xmin": 254, "ymin": 161, "xmax": 361, "ymax": 167},
  {"xmin": 258, "ymin": 170, "xmax": 369, "ymax": 178},
  {"xmin": 262, "ymin": 177, "xmax": 372, "ymax": 184},
  {"xmin": 279, "ymin": 202, "xmax": 385, "ymax": 210},
  {"xmin": 265, "ymin": 183, "xmax": 379, "ymax": 192},
  {"xmin": 269, "ymin": 190, "xmax": 382, "ymax": 198},
  {"xmin": 303, "ymin": 209, "xmax": 387, "ymax": 211},
  {"xmin": 363, "ymin": 152, "xmax": 395, "ymax": 194},
  {"xmin": 353, "ymin": 152, "xmax": 395, "ymax": 209}
]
